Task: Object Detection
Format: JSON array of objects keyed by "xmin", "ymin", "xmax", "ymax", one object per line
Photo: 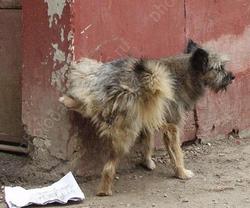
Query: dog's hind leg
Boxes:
[
  {"xmin": 59, "ymin": 95, "xmax": 79, "ymax": 108},
  {"xmin": 97, "ymin": 132, "xmax": 137, "ymax": 196},
  {"xmin": 162, "ymin": 124, "xmax": 194, "ymax": 179},
  {"xmin": 97, "ymin": 149, "xmax": 120, "ymax": 196},
  {"xmin": 141, "ymin": 129, "xmax": 156, "ymax": 170}
]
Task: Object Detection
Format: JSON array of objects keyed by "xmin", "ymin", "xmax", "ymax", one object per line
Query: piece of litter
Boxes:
[{"xmin": 5, "ymin": 172, "xmax": 85, "ymax": 208}]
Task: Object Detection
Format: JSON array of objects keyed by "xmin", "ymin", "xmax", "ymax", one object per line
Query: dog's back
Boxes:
[{"xmin": 68, "ymin": 58, "xmax": 174, "ymax": 140}]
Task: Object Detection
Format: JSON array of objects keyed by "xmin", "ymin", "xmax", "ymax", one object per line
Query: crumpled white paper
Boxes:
[{"xmin": 4, "ymin": 172, "xmax": 85, "ymax": 208}]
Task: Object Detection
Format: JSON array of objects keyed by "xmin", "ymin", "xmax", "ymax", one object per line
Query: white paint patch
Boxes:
[
  {"xmin": 51, "ymin": 43, "xmax": 66, "ymax": 66},
  {"xmin": 44, "ymin": 0, "xmax": 66, "ymax": 28},
  {"xmin": 60, "ymin": 28, "xmax": 64, "ymax": 42},
  {"xmin": 67, "ymin": 30, "xmax": 75, "ymax": 60},
  {"xmin": 50, "ymin": 32, "xmax": 74, "ymax": 91},
  {"xmin": 204, "ymin": 26, "xmax": 250, "ymax": 73},
  {"xmin": 66, "ymin": 51, "xmax": 73, "ymax": 64},
  {"xmin": 80, "ymin": 24, "xmax": 92, "ymax": 34},
  {"xmin": 67, "ymin": 30, "xmax": 74, "ymax": 41},
  {"xmin": 51, "ymin": 65, "xmax": 68, "ymax": 91}
]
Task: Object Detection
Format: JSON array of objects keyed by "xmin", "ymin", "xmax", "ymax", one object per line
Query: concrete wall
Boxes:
[{"xmin": 22, "ymin": 0, "xmax": 250, "ymax": 177}]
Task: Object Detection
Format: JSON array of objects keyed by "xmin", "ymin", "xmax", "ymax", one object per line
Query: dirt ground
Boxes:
[{"xmin": 0, "ymin": 136, "xmax": 250, "ymax": 208}]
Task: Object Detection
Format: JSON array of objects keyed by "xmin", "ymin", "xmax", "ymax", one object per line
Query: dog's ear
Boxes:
[
  {"xmin": 191, "ymin": 48, "xmax": 209, "ymax": 73},
  {"xmin": 185, "ymin": 39, "xmax": 200, "ymax": 53}
]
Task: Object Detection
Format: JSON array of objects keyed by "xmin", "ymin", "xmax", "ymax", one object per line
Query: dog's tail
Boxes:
[
  {"xmin": 133, "ymin": 59, "xmax": 175, "ymax": 130},
  {"xmin": 133, "ymin": 59, "xmax": 174, "ymax": 100}
]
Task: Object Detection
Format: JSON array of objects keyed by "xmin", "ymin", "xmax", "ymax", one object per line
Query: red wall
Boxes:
[
  {"xmin": 22, "ymin": 0, "xmax": 74, "ymax": 161},
  {"xmin": 186, "ymin": 0, "xmax": 250, "ymax": 139},
  {"xmin": 72, "ymin": 0, "xmax": 250, "ymax": 142},
  {"xmin": 73, "ymin": 0, "xmax": 186, "ymax": 60},
  {"xmin": 22, "ymin": 0, "xmax": 250, "ymax": 176}
]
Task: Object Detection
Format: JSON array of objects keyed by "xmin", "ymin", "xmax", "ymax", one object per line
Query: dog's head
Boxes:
[{"xmin": 187, "ymin": 39, "xmax": 235, "ymax": 92}]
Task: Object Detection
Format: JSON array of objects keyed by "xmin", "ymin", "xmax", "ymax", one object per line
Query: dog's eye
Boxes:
[{"xmin": 215, "ymin": 66, "xmax": 223, "ymax": 72}]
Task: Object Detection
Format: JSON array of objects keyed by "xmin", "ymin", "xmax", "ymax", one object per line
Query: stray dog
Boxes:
[{"xmin": 59, "ymin": 40, "xmax": 234, "ymax": 196}]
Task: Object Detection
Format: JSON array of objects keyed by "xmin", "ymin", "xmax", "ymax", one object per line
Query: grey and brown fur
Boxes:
[{"xmin": 59, "ymin": 40, "xmax": 235, "ymax": 196}]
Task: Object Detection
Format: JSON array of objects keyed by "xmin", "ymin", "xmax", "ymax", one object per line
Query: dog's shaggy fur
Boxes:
[{"xmin": 59, "ymin": 40, "xmax": 234, "ymax": 196}]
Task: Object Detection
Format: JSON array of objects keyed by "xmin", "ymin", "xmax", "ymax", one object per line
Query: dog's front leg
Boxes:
[
  {"xmin": 141, "ymin": 129, "xmax": 156, "ymax": 170},
  {"xmin": 162, "ymin": 124, "xmax": 194, "ymax": 179}
]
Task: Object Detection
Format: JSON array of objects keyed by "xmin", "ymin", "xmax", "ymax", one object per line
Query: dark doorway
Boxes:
[{"xmin": 0, "ymin": 0, "xmax": 24, "ymax": 146}]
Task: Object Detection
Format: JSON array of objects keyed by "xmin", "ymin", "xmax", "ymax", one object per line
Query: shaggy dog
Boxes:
[{"xmin": 59, "ymin": 40, "xmax": 234, "ymax": 196}]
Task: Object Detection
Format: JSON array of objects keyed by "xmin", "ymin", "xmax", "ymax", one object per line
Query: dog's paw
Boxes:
[
  {"xmin": 143, "ymin": 158, "xmax": 156, "ymax": 170},
  {"xmin": 59, "ymin": 96, "xmax": 65, "ymax": 103},
  {"xmin": 176, "ymin": 169, "xmax": 194, "ymax": 180},
  {"xmin": 96, "ymin": 189, "xmax": 112, "ymax": 197},
  {"xmin": 59, "ymin": 95, "xmax": 78, "ymax": 108}
]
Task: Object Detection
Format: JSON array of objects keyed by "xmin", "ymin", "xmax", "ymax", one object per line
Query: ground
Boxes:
[{"xmin": 0, "ymin": 136, "xmax": 250, "ymax": 208}]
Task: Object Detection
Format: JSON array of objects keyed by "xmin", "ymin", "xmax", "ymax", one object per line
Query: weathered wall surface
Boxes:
[
  {"xmin": 22, "ymin": 0, "xmax": 76, "ymax": 173},
  {"xmin": 186, "ymin": 0, "xmax": 250, "ymax": 139},
  {"xmin": 22, "ymin": 0, "xmax": 111, "ymax": 177},
  {"xmin": 22, "ymin": 0, "xmax": 250, "ymax": 177},
  {"xmin": 73, "ymin": 0, "xmax": 185, "ymax": 60}
]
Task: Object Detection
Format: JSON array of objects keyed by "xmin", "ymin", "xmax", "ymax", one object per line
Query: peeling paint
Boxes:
[
  {"xmin": 51, "ymin": 65, "xmax": 68, "ymax": 91},
  {"xmin": 80, "ymin": 24, "xmax": 92, "ymax": 34},
  {"xmin": 67, "ymin": 30, "xmax": 74, "ymax": 42},
  {"xmin": 50, "ymin": 27, "xmax": 75, "ymax": 91},
  {"xmin": 204, "ymin": 26, "xmax": 250, "ymax": 73},
  {"xmin": 60, "ymin": 28, "xmax": 64, "ymax": 42},
  {"xmin": 50, "ymin": 43, "xmax": 68, "ymax": 91},
  {"xmin": 45, "ymin": 0, "xmax": 74, "ymax": 92},
  {"xmin": 50, "ymin": 37, "xmax": 75, "ymax": 91},
  {"xmin": 66, "ymin": 50, "xmax": 73, "ymax": 63},
  {"xmin": 44, "ymin": 0, "xmax": 67, "ymax": 27},
  {"xmin": 51, "ymin": 43, "xmax": 66, "ymax": 66},
  {"xmin": 67, "ymin": 30, "xmax": 75, "ymax": 60}
]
